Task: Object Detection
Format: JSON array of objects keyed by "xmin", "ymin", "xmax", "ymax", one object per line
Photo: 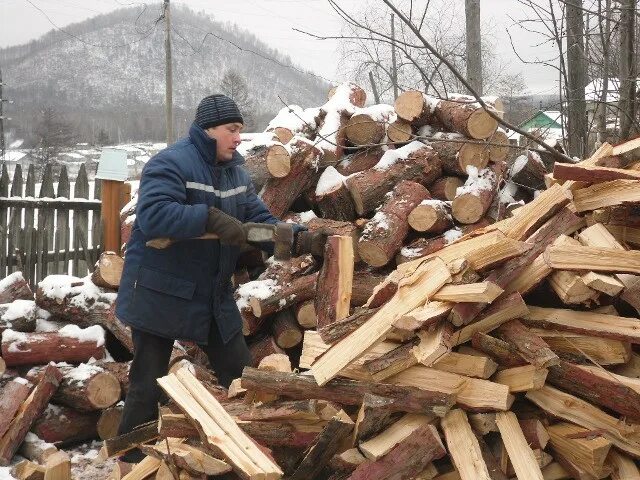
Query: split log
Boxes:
[
  {"xmin": 11, "ymin": 460, "xmax": 46, "ymax": 480},
  {"xmin": 547, "ymin": 422, "xmax": 612, "ymax": 478},
  {"xmin": 440, "ymin": 409, "xmax": 492, "ymax": 480},
  {"xmin": 316, "ymin": 307, "xmax": 378, "ymax": 344},
  {"xmin": 350, "ymin": 269, "xmax": 388, "ymax": 307},
  {"xmin": 0, "ymin": 364, "xmax": 62, "ymax": 465},
  {"xmin": 451, "ymin": 163, "xmax": 503, "ymax": 225},
  {"xmin": 358, "ymin": 180, "xmax": 431, "ymax": 267},
  {"xmin": 544, "ymin": 244, "xmax": 640, "ymax": 275},
  {"xmin": 526, "ymin": 385, "xmax": 640, "ymax": 458},
  {"xmin": 509, "ymin": 151, "xmax": 547, "ymax": 191},
  {"xmin": 100, "ymin": 420, "xmax": 158, "ymax": 459},
  {"xmin": 315, "ymin": 236, "xmax": 354, "ymax": 328},
  {"xmin": 26, "ymin": 362, "xmax": 121, "ymax": 411},
  {"xmin": 249, "ymin": 272, "xmax": 318, "ymax": 318},
  {"xmin": 31, "ymin": 404, "xmax": 99, "ymax": 445},
  {"xmin": 140, "ymin": 440, "xmax": 232, "ymax": 477},
  {"xmin": 335, "ymin": 147, "xmax": 385, "ymax": 176},
  {"xmin": 553, "ymin": 162, "xmax": 640, "ymax": 183},
  {"xmin": 0, "ymin": 300, "xmax": 37, "ymax": 333},
  {"xmin": 433, "ymin": 351, "xmax": 498, "ymax": 379},
  {"xmin": 345, "ymin": 142, "xmax": 442, "ymax": 215},
  {"xmin": 348, "ymin": 423, "xmax": 446, "ymax": 480},
  {"xmin": 386, "ymin": 118, "xmax": 413, "ymax": 143},
  {"xmin": 287, "ymin": 410, "xmax": 354, "ymax": 480},
  {"xmin": 432, "ymin": 282, "xmax": 503, "ymax": 303},
  {"xmin": 1, "ymin": 325, "xmax": 106, "ymax": 366},
  {"xmin": 260, "ymin": 137, "xmax": 322, "ymax": 218},
  {"xmin": 90, "ymin": 252, "xmax": 124, "ymax": 290},
  {"xmin": 358, "ymin": 413, "xmax": 433, "ymax": 460},
  {"xmin": 495, "ymin": 320, "xmax": 559, "ymax": 368},
  {"xmin": 344, "ymin": 105, "xmax": 395, "ymax": 146},
  {"xmin": 351, "ymin": 394, "xmax": 398, "ymax": 444},
  {"xmin": 240, "ymin": 141, "xmax": 291, "ymax": 191},
  {"xmin": 0, "ymin": 378, "xmax": 32, "ymax": 438},
  {"xmin": 429, "ymin": 133, "xmax": 491, "ymax": 175},
  {"xmin": 408, "ymin": 199, "xmax": 454, "ymax": 233},
  {"xmin": 240, "ymin": 367, "xmax": 454, "ymax": 416},
  {"xmin": 495, "ymin": 411, "xmax": 544, "ymax": 480},
  {"xmin": 471, "ymin": 333, "xmax": 525, "ymax": 368},
  {"xmin": 492, "ymin": 365, "xmax": 548, "ymax": 393},
  {"xmin": 329, "ymin": 448, "xmax": 367, "ymax": 474},
  {"xmin": 315, "ymin": 167, "xmax": 357, "ymax": 221},
  {"xmin": 518, "ymin": 418, "xmax": 549, "ymax": 450},
  {"xmin": 609, "ymin": 450, "xmax": 640, "ymax": 480},
  {"xmin": 430, "ymin": 176, "xmax": 465, "ymax": 201},
  {"xmin": 271, "ymin": 310, "xmax": 303, "ymax": 349},
  {"xmin": 0, "ymin": 272, "xmax": 33, "ymax": 304},
  {"xmin": 572, "ymin": 179, "xmax": 640, "ymax": 212},
  {"xmin": 394, "ymin": 91, "xmax": 498, "ymax": 139},
  {"xmin": 42, "ymin": 451, "xmax": 71, "ymax": 480}
]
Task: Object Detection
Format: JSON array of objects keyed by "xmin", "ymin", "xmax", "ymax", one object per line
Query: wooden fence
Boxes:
[{"xmin": 0, "ymin": 162, "xmax": 103, "ymax": 288}]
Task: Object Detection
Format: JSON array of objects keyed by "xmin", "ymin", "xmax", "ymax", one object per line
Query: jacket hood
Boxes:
[{"xmin": 188, "ymin": 123, "xmax": 245, "ymax": 169}]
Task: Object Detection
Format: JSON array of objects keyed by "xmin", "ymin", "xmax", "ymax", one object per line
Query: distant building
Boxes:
[{"xmin": 506, "ymin": 110, "xmax": 566, "ymax": 149}]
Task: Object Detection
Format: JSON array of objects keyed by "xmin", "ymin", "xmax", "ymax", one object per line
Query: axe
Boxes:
[{"xmin": 145, "ymin": 222, "xmax": 294, "ymax": 260}]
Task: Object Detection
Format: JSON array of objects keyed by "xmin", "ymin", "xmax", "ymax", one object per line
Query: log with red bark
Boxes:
[
  {"xmin": 271, "ymin": 310, "xmax": 303, "ymax": 349},
  {"xmin": 0, "ymin": 378, "xmax": 32, "ymax": 438},
  {"xmin": 35, "ymin": 275, "xmax": 116, "ymax": 327},
  {"xmin": 26, "ymin": 362, "xmax": 121, "ymax": 411},
  {"xmin": 240, "ymin": 367, "xmax": 454, "ymax": 415},
  {"xmin": 250, "ymin": 272, "xmax": 318, "ymax": 318},
  {"xmin": 0, "ymin": 363, "xmax": 62, "ymax": 465},
  {"xmin": 315, "ymin": 236, "xmax": 354, "ymax": 329},
  {"xmin": 1, "ymin": 325, "xmax": 106, "ymax": 366},
  {"xmin": 260, "ymin": 137, "xmax": 323, "ymax": 218},
  {"xmin": 94, "ymin": 361, "xmax": 130, "ymax": 395},
  {"xmin": 471, "ymin": 332, "xmax": 526, "ymax": 368},
  {"xmin": 358, "ymin": 180, "xmax": 431, "ymax": 267},
  {"xmin": 349, "ymin": 268, "xmax": 388, "ymax": 307},
  {"xmin": 294, "ymin": 300, "xmax": 317, "ymax": 329},
  {"xmin": 0, "ymin": 300, "xmax": 37, "ymax": 333},
  {"xmin": 345, "ymin": 143, "xmax": 442, "ymax": 216},
  {"xmin": 395, "ymin": 235, "xmax": 454, "ymax": 264},
  {"xmin": 315, "ymin": 167, "xmax": 357, "ymax": 221},
  {"xmin": 90, "ymin": 252, "xmax": 124, "ymax": 290},
  {"xmin": 344, "ymin": 105, "xmax": 395, "ymax": 146},
  {"xmin": 248, "ymin": 336, "xmax": 286, "ymax": 366},
  {"xmin": 408, "ymin": 199, "xmax": 454, "ymax": 234},
  {"xmin": 327, "ymin": 82, "xmax": 367, "ymax": 108},
  {"xmin": 88, "ymin": 305, "xmax": 134, "ymax": 353},
  {"xmin": 430, "ymin": 176, "xmax": 465, "ymax": 201},
  {"xmin": 451, "ymin": 162, "xmax": 503, "ymax": 225},
  {"xmin": 335, "ymin": 147, "xmax": 386, "ymax": 176},
  {"xmin": 509, "ymin": 150, "xmax": 548, "ymax": 191},
  {"xmin": 553, "ymin": 162, "xmax": 640, "ymax": 183},
  {"xmin": 495, "ymin": 320, "xmax": 560, "ymax": 368},
  {"xmin": 30, "ymin": 403, "xmax": 99, "ymax": 445},
  {"xmin": 317, "ymin": 307, "xmax": 379, "ymax": 344},
  {"xmin": 394, "ymin": 91, "xmax": 499, "ymax": 139},
  {"xmin": 0, "ymin": 272, "xmax": 33, "ymax": 304},
  {"xmin": 240, "ymin": 139, "xmax": 291, "ymax": 191},
  {"xmin": 429, "ymin": 132, "xmax": 491, "ymax": 175}
]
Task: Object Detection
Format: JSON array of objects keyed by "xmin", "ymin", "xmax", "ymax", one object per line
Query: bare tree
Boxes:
[
  {"xmin": 618, "ymin": 0, "xmax": 637, "ymax": 139},
  {"xmin": 220, "ymin": 69, "xmax": 256, "ymax": 131},
  {"xmin": 32, "ymin": 107, "xmax": 76, "ymax": 165},
  {"xmin": 566, "ymin": 0, "xmax": 587, "ymax": 157},
  {"xmin": 465, "ymin": 0, "xmax": 483, "ymax": 95}
]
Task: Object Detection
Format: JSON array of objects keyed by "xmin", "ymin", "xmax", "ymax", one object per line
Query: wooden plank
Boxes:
[
  {"xmin": 73, "ymin": 164, "xmax": 89, "ymax": 276},
  {"xmin": 440, "ymin": 409, "xmax": 491, "ymax": 480},
  {"xmin": 526, "ymin": 385, "xmax": 640, "ymax": 458},
  {"xmin": 55, "ymin": 167, "xmax": 70, "ymax": 275},
  {"xmin": 495, "ymin": 411, "xmax": 544, "ymax": 480},
  {"xmin": 309, "ymin": 257, "xmax": 451, "ymax": 386},
  {"xmin": 572, "ymin": 179, "xmax": 640, "ymax": 212},
  {"xmin": 523, "ymin": 306, "xmax": 640, "ymax": 343}
]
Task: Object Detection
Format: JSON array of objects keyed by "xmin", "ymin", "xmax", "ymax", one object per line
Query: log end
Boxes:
[
  {"xmin": 266, "ymin": 144, "xmax": 291, "ymax": 178},
  {"xmin": 387, "ymin": 119, "xmax": 413, "ymax": 144},
  {"xmin": 272, "ymin": 127, "xmax": 294, "ymax": 144},
  {"xmin": 467, "ymin": 109, "xmax": 499, "ymax": 140},
  {"xmin": 408, "ymin": 206, "xmax": 437, "ymax": 232},
  {"xmin": 358, "ymin": 241, "xmax": 391, "ymax": 268},
  {"xmin": 394, "ymin": 90, "xmax": 427, "ymax": 123},
  {"xmin": 86, "ymin": 372, "xmax": 122, "ymax": 410},
  {"xmin": 452, "ymin": 194, "xmax": 485, "ymax": 224}
]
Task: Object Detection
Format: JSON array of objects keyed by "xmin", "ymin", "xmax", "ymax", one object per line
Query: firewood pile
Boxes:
[{"xmin": 1, "ymin": 82, "xmax": 640, "ymax": 479}]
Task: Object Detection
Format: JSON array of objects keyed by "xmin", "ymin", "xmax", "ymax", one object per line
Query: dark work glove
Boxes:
[
  {"xmin": 295, "ymin": 229, "xmax": 330, "ymax": 257},
  {"xmin": 206, "ymin": 207, "xmax": 245, "ymax": 246}
]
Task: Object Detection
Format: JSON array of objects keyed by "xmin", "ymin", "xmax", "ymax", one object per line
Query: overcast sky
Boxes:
[{"xmin": 0, "ymin": 0, "xmax": 560, "ymax": 94}]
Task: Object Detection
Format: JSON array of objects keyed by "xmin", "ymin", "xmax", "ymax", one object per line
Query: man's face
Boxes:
[{"xmin": 205, "ymin": 122, "xmax": 243, "ymax": 161}]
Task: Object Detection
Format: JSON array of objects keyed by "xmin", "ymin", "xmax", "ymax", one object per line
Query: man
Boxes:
[{"xmin": 115, "ymin": 94, "xmax": 324, "ymax": 462}]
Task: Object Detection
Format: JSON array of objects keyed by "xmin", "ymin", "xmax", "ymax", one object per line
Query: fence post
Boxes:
[{"xmin": 96, "ymin": 148, "xmax": 128, "ymax": 254}]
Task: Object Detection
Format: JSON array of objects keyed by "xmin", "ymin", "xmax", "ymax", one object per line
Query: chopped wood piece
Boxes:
[
  {"xmin": 471, "ymin": 332, "xmax": 525, "ymax": 368},
  {"xmin": 120, "ymin": 455, "xmax": 161, "ymax": 480},
  {"xmin": 523, "ymin": 306, "xmax": 640, "ymax": 343},
  {"xmin": 529, "ymin": 328, "xmax": 631, "ymax": 365},
  {"xmin": 0, "ymin": 378, "xmax": 32, "ymax": 438},
  {"xmin": 496, "ymin": 320, "xmax": 560, "ymax": 368},
  {"xmin": 493, "ymin": 365, "xmax": 548, "ymax": 392},
  {"xmin": 544, "ymin": 244, "xmax": 640, "ymax": 275},
  {"xmin": 315, "ymin": 236, "xmax": 354, "ymax": 329},
  {"xmin": 271, "ymin": 310, "xmax": 303, "ymax": 349},
  {"xmin": 433, "ymin": 351, "xmax": 498, "ymax": 379},
  {"xmin": 43, "ymin": 450, "xmax": 71, "ymax": 480},
  {"xmin": 547, "ymin": 422, "xmax": 612, "ymax": 478},
  {"xmin": 495, "ymin": 411, "xmax": 544, "ymax": 480},
  {"xmin": 351, "ymin": 394, "xmax": 397, "ymax": 444},
  {"xmin": 358, "ymin": 413, "xmax": 432, "ymax": 460},
  {"xmin": 240, "ymin": 367, "xmax": 454, "ymax": 415},
  {"xmin": 393, "ymin": 301, "xmax": 452, "ymax": 333},
  {"xmin": 91, "ymin": 252, "xmax": 124, "ymax": 289},
  {"xmin": 433, "ymin": 282, "xmax": 503, "ymax": 303},
  {"xmin": 317, "ymin": 307, "xmax": 378, "ymax": 344},
  {"xmin": 349, "ymin": 423, "xmax": 446, "ymax": 480},
  {"xmin": 309, "ymin": 257, "xmax": 451, "ymax": 386},
  {"xmin": 518, "ymin": 418, "xmax": 549, "ymax": 450},
  {"xmin": 554, "ymin": 162, "xmax": 640, "ymax": 182},
  {"xmin": 0, "ymin": 272, "xmax": 33, "ymax": 304},
  {"xmin": 609, "ymin": 450, "xmax": 640, "ymax": 480},
  {"xmin": 581, "ymin": 271, "xmax": 625, "ymax": 295},
  {"xmin": 288, "ymin": 410, "xmax": 353, "ymax": 480},
  {"xmin": 101, "ymin": 420, "xmax": 158, "ymax": 459},
  {"xmin": 0, "ymin": 363, "xmax": 62, "ymax": 465},
  {"xmin": 141, "ymin": 439, "xmax": 232, "ymax": 476},
  {"xmin": 250, "ymin": 272, "xmax": 318, "ymax": 318},
  {"xmin": 409, "ymin": 199, "xmax": 454, "ymax": 234},
  {"xmin": 441, "ymin": 409, "xmax": 492, "ymax": 480},
  {"xmin": 510, "ymin": 151, "xmax": 547, "ymax": 190},
  {"xmin": 329, "ymin": 448, "xmax": 367, "ymax": 473},
  {"xmin": 12, "ymin": 459, "xmax": 45, "ymax": 480},
  {"xmin": 18, "ymin": 433, "xmax": 58, "ymax": 464},
  {"xmin": 572, "ymin": 179, "xmax": 640, "ymax": 212},
  {"xmin": 527, "ymin": 385, "xmax": 640, "ymax": 457},
  {"xmin": 431, "ymin": 176, "xmax": 465, "ymax": 201}
]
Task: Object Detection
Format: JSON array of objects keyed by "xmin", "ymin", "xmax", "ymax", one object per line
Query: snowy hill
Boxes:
[{"xmin": 1, "ymin": 4, "xmax": 329, "ymax": 143}]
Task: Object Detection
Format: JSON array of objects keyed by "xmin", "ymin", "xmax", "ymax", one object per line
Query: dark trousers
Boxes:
[{"xmin": 117, "ymin": 324, "xmax": 252, "ymax": 440}]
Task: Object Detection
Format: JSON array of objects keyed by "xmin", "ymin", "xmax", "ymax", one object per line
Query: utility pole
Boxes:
[
  {"xmin": 390, "ymin": 14, "xmax": 398, "ymax": 100},
  {"xmin": 164, "ymin": 0, "xmax": 174, "ymax": 145},
  {"xmin": 465, "ymin": 0, "xmax": 483, "ymax": 95},
  {"xmin": 0, "ymin": 66, "xmax": 5, "ymax": 158}
]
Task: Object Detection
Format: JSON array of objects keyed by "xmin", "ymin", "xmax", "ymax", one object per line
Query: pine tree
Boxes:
[{"xmin": 220, "ymin": 70, "xmax": 256, "ymax": 131}]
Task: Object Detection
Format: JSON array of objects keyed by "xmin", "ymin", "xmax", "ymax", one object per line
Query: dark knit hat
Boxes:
[{"xmin": 195, "ymin": 94, "xmax": 244, "ymax": 130}]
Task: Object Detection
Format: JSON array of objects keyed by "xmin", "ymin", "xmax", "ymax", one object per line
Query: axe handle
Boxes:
[{"xmin": 146, "ymin": 233, "xmax": 220, "ymax": 249}]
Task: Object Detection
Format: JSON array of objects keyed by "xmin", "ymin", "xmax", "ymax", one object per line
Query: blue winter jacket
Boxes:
[{"xmin": 115, "ymin": 123, "xmax": 282, "ymax": 344}]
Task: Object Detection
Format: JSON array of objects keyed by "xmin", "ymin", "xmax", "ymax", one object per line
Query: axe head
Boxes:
[{"xmin": 244, "ymin": 222, "xmax": 293, "ymax": 261}]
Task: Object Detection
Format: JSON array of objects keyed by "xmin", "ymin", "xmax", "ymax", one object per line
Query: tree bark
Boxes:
[
  {"xmin": 0, "ymin": 378, "xmax": 32, "ymax": 438},
  {"xmin": 315, "ymin": 236, "xmax": 354, "ymax": 329},
  {"xmin": 0, "ymin": 272, "xmax": 33, "ymax": 304}
]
